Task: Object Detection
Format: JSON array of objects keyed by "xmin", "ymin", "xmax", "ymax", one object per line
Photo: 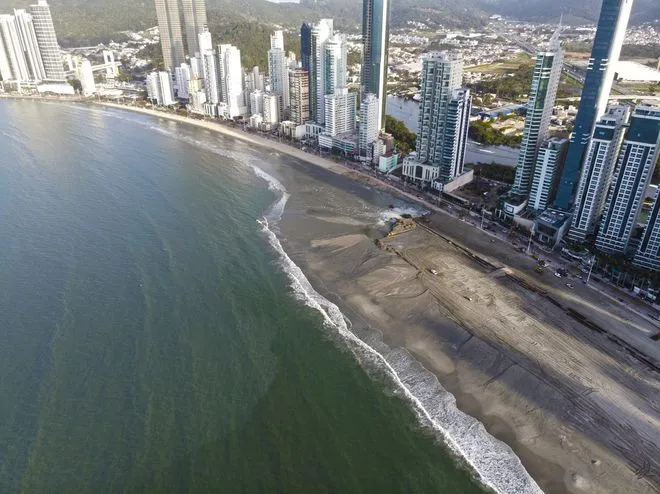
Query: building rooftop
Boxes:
[{"xmin": 536, "ymin": 208, "xmax": 571, "ymax": 228}]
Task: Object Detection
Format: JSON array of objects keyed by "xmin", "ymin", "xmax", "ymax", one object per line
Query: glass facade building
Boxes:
[
  {"xmin": 361, "ymin": 0, "xmax": 390, "ymax": 130},
  {"xmin": 554, "ymin": 0, "xmax": 633, "ymax": 210}
]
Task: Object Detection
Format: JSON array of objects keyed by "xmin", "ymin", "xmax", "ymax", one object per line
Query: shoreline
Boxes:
[
  {"xmin": 90, "ymin": 102, "xmax": 546, "ymax": 491},
  {"xmin": 13, "ymin": 99, "xmax": 656, "ymax": 492},
  {"xmin": 91, "ymin": 101, "xmax": 660, "ymax": 493}
]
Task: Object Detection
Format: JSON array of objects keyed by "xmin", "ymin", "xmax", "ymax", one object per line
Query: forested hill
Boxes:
[{"xmin": 0, "ymin": 0, "xmax": 656, "ymax": 47}]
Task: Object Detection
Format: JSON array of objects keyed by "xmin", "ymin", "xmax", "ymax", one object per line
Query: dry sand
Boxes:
[{"xmin": 92, "ymin": 101, "xmax": 660, "ymax": 493}]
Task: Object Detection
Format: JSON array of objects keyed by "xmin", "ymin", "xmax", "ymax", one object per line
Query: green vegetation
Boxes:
[
  {"xmin": 469, "ymin": 120, "xmax": 522, "ymax": 147},
  {"xmin": 209, "ymin": 22, "xmax": 299, "ymax": 70},
  {"xmin": 622, "ymin": 44, "xmax": 660, "ymax": 59},
  {"xmin": 470, "ymin": 163, "xmax": 516, "ymax": 184},
  {"xmin": 469, "ymin": 63, "xmax": 534, "ymax": 100},
  {"xmin": 465, "ymin": 53, "xmax": 532, "ymax": 75},
  {"xmin": 384, "ymin": 115, "xmax": 417, "ymax": 154}
]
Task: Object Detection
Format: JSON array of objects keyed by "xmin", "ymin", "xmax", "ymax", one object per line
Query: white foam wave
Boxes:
[
  {"xmin": 98, "ymin": 106, "xmax": 541, "ymax": 492},
  {"xmin": 251, "ymin": 167, "xmax": 543, "ymax": 494},
  {"xmin": 377, "ymin": 204, "xmax": 430, "ymax": 225}
]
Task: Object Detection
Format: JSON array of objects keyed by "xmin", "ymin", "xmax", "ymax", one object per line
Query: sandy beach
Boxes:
[{"xmin": 87, "ymin": 101, "xmax": 660, "ymax": 493}]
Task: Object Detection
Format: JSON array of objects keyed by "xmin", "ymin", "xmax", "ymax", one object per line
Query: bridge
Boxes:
[{"xmin": 66, "ymin": 50, "xmax": 121, "ymax": 78}]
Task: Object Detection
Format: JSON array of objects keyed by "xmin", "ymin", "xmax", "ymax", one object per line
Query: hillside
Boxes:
[
  {"xmin": 479, "ymin": 0, "xmax": 660, "ymax": 25},
  {"xmin": 0, "ymin": 0, "xmax": 656, "ymax": 47}
]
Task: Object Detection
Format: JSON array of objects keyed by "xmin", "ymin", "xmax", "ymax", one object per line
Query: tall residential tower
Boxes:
[
  {"xmin": 181, "ymin": 0, "xmax": 207, "ymax": 57},
  {"xmin": 154, "ymin": 0, "xmax": 185, "ymax": 70},
  {"xmin": 28, "ymin": 0, "xmax": 63, "ymax": 81},
  {"xmin": 595, "ymin": 106, "xmax": 660, "ymax": 254},
  {"xmin": 554, "ymin": 0, "xmax": 634, "ymax": 209},
  {"xmin": 512, "ymin": 29, "xmax": 563, "ymax": 196},
  {"xmin": 567, "ymin": 106, "xmax": 629, "ymax": 242},
  {"xmin": 361, "ymin": 0, "xmax": 390, "ymax": 130}
]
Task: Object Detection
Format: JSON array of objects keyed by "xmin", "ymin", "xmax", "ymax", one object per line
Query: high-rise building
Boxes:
[
  {"xmin": 300, "ymin": 22, "xmax": 312, "ymax": 73},
  {"xmin": 554, "ymin": 0, "xmax": 634, "ymax": 210},
  {"xmin": 0, "ymin": 11, "xmax": 36, "ymax": 83},
  {"xmin": 568, "ymin": 106, "xmax": 629, "ymax": 243},
  {"xmin": 28, "ymin": 1, "xmax": 63, "ymax": 81},
  {"xmin": 309, "ymin": 19, "xmax": 333, "ymax": 124},
  {"xmin": 359, "ymin": 93, "xmax": 380, "ymax": 160},
  {"xmin": 14, "ymin": 9, "xmax": 46, "ymax": 82},
  {"xmin": 402, "ymin": 52, "xmax": 470, "ymax": 185},
  {"xmin": 154, "ymin": 0, "xmax": 185, "ymax": 71},
  {"xmin": 262, "ymin": 92, "xmax": 280, "ymax": 127},
  {"xmin": 324, "ymin": 34, "xmax": 347, "ymax": 96},
  {"xmin": 0, "ymin": 22, "xmax": 12, "ymax": 81},
  {"xmin": 289, "ymin": 68, "xmax": 309, "ymax": 125},
  {"xmin": 247, "ymin": 65, "xmax": 264, "ymax": 92},
  {"xmin": 174, "ymin": 63, "xmax": 191, "ymax": 99},
  {"xmin": 202, "ymin": 49, "xmax": 219, "ymax": 104},
  {"xmin": 249, "ymin": 89, "xmax": 264, "ymax": 116},
  {"xmin": 595, "ymin": 106, "xmax": 660, "ymax": 254},
  {"xmin": 198, "ymin": 27, "xmax": 212, "ymax": 54},
  {"xmin": 512, "ymin": 29, "xmax": 563, "ymax": 195},
  {"xmin": 181, "ymin": 0, "xmax": 207, "ymax": 57},
  {"xmin": 527, "ymin": 137, "xmax": 569, "ymax": 212},
  {"xmin": 324, "ymin": 87, "xmax": 356, "ymax": 136},
  {"xmin": 634, "ymin": 190, "xmax": 660, "ymax": 271},
  {"xmin": 0, "ymin": 14, "xmax": 29, "ymax": 82},
  {"xmin": 440, "ymin": 88, "xmax": 472, "ymax": 182},
  {"xmin": 416, "ymin": 52, "xmax": 462, "ymax": 165},
  {"xmin": 361, "ymin": 0, "xmax": 390, "ymax": 130},
  {"xmin": 218, "ymin": 43, "xmax": 246, "ymax": 118},
  {"xmin": 79, "ymin": 59, "xmax": 95, "ymax": 96},
  {"xmin": 147, "ymin": 70, "xmax": 175, "ymax": 106},
  {"xmin": 268, "ymin": 30, "xmax": 289, "ymax": 112}
]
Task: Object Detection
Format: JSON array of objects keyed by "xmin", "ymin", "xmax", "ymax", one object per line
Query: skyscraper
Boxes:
[
  {"xmin": 527, "ymin": 137, "xmax": 569, "ymax": 212},
  {"xmin": 79, "ymin": 59, "xmax": 95, "ymax": 96},
  {"xmin": 268, "ymin": 30, "xmax": 289, "ymax": 113},
  {"xmin": 181, "ymin": 0, "xmax": 207, "ymax": 57},
  {"xmin": 361, "ymin": 0, "xmax": 390, "ymax": 130},
  {"xmin": 554, "ymin": 0, "xmax": 634, "ymax": 210},
  {"xmin": 634, "ymin": 191, "xmax": 660, "ymax": 271},
  {"xmin": 309, "ymin": 19, "xmax": 333, "ymax": 124},
  {"xmin": 300, "ymin": 22, "xmax": 312, "ymax": 73},
  {"xmin": 567, "ymin": 106, "xmax": 629, "ymax": 243},
  {"xmin": 415, "ymin": 52, "xmax": 462, "ymax": 166},
  {"xmin": 29, "ymin": 0, "xmax": 64, "ymax": 81},
  {"xmin": 0, "ymin": 23, "xmax": 12, "ymax": 81},
  {"xmin": 14, "ymin": 9, "xmax": 45, "ymax": 81},
  {"xmin": 324, "ymin": 34, "xmax": 347, "ymax": 96},
  {"xmin": 262, "ymin": 92, "xmax": 280, "ymax": 127},
  {"xmin": 218, "ymin": 43, "xmax": 246, "ymax": 118},
  {"xmin": 0, "ymin": 14, "xmax": 28, "ymax": 82},
  {"xmin": 402, "ymin": 52, "xmax": 470, "ymax": 185},
  {"xmin": 359, "ymin": 93, "xmax": 380, "ymax": 160},
  {"xmin": 289, "ymin": 68, "xmax": 310, "ymax": 125},
  {"xmin": 595, "ymin": 106, "xmax": 660, "ymax": 254},
  {"xmin": 154, "ymin": 0, "xmax": 185, "ymax": 70},
  {"xmin": 440, "ymin": 88, "xmax": 472, "ymax": 182},
  {"xmin": 324, "ymin": 88, "xmax": 356, "ymax": 136},
  {"xmin": 174, "ymin": 62, "xmax": 191, "ymax": 99},
  {"xmin": 512, "ymin": 29, "xmax": 563, "ymax": 195}
]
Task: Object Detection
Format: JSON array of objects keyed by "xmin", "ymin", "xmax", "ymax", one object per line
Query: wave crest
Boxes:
[{"xmin": 251, "ymin": 167, "xmax": 543, "ymax": 494}]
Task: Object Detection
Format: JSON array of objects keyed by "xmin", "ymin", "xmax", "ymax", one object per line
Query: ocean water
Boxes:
[{"xmin": 0, "ymin": 100, "xmax": 488, "ymax": 493}]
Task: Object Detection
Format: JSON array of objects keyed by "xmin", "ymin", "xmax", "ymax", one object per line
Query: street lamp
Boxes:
[
  {"xmin": 586, "ymin": 255, "xmax": 596, "ymax": 285},
  {"xmin": 526, "ymin": 224, "xmax": 535, "ymax": 255}
]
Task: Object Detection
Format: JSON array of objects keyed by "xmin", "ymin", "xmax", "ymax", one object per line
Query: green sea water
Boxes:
[{"xmin": 0, "ymin": 100, "xmax": 484, "ymax": 493}]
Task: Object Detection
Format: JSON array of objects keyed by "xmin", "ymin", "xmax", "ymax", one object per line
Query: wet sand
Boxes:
[
  {"xmin": 95, "ymin": 101, "xmax": 659, "ymax": 493},
  {"xmin": 274, "ymin": 171, "xmax": 659, "ymax": 494}
]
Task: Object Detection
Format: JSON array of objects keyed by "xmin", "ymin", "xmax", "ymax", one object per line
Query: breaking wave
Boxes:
[
  {"xmin": 100, "ymin": 105, "xmax": 543, "ymax": 493},
  {"xmin": 251, "ymin": 167, "xmax": 543, "ymax": 494}
]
